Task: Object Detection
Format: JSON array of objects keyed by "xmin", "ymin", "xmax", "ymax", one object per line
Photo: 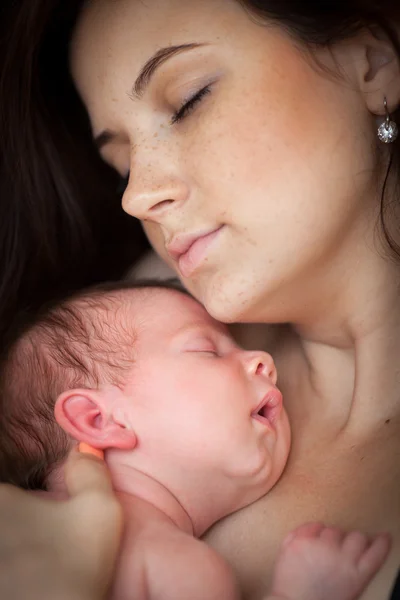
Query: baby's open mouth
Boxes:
[{"xmin": 251, "ymin": 390, "xmax": 283, "ymax": 429}]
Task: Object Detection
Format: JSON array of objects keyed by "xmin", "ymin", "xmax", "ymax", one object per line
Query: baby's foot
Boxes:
[{"xmin": 270, "ymin": 522, "xmax": 391, "ymax": 600}]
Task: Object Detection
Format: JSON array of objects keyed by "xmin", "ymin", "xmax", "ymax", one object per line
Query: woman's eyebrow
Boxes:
[
  {"xmin": 94, "ymin": 43, "xmax": 208, "ymax": 151},
  {"xmin": 131, "ymin": 42, "xmax": 209, "ymax": 100}
]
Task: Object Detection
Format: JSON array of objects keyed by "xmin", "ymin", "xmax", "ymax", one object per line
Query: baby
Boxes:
[{"xmin": 0, "ymin": 281, "xmax": 390, "ymax": 600}]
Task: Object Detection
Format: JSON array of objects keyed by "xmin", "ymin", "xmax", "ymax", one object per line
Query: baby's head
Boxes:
[{"xmin": 0, "ymin": 282, "xmax": 290, "ymax": 531}]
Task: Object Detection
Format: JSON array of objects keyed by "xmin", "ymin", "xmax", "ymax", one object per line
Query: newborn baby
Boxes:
[{"xmin": 0, "ymin": 282, "xmax": 390, "ymax": 600}]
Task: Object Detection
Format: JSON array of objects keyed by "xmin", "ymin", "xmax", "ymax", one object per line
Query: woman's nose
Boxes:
[
  {"xmin": 243, "ymin": 351, "xmax": 277, "ymax": 385},
  {"xmin": 121, "ymin": 167, "xmax": 189, "ymax": 222}
]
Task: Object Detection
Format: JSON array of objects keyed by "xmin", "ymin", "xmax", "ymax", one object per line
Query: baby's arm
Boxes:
[
  {"xmin": 265, "ymin": 523, "xmax": 391, "ymax": 600},
  {"xmin": 144, "ymin": 530, "xmax": 240, "ymax": 600}
]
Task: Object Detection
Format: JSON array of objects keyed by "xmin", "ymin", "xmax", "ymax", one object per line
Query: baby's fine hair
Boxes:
[{"xmin": 0, "ymin": 279, "xmax": 183, "ymax": 490}]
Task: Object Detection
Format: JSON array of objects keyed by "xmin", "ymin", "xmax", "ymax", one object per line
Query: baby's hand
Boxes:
[{"xmin": 269, "ymin": 522, "xmax": 391, "ymax": 600}]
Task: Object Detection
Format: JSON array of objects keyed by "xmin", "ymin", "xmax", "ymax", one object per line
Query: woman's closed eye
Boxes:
[
  {"xmin": 116, "ymin": 85, "xmax": 212, "ymax": 193},
  {"xmin": 171, "ymin": 85, "xmax": 211, "ymax": 125}
]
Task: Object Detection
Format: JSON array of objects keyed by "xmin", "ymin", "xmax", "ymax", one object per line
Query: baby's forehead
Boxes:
[{"xmin": 120, "ymin": 287, "xmax": 226, "ymax": 335}]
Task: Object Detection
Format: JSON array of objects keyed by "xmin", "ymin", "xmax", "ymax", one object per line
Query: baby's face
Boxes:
[{"xmin": 120, "ymin": 288, "xmax": 290, "ymax": 506}]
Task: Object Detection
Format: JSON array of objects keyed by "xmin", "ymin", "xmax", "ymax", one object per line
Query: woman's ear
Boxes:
[
  {"xmin": 54, "ymin": 388, "xmax": 137, "ymax": 451},
  {"xmin": 349, "ymin": 29, "xmax": 400, "ymax": 115}
]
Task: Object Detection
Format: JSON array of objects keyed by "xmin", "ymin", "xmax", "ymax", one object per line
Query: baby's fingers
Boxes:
[{"xmin": 358, "ymin": 534, "xmax": 391, "ymax": 578}]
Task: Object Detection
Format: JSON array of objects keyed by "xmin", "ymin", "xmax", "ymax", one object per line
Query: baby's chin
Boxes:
[
  {"xmin": 267, "ymin": 408, "xmax": 292, "ymax": 490},
  {"xmin": 230, "ymin": 457, "xmax": 285, "ymax": 514},
  {"xmin": 251, "ymin": 411, "xmax": 291, "ymax": 504}
]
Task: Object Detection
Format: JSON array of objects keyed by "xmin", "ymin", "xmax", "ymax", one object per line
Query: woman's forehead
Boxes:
[
  {"xmin": 73, "ymin": 0, "xmax": 241, "ymax": 46},
  {"xmin": 70, "ymin": 0, "xmax": 253, "ymax": 77},
  {"xmin": 69, "ymin": 0, "xmax": 260, "ymax": 139}
]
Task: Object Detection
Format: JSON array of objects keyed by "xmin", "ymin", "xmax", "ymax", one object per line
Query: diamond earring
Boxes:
[{"xmin": 377, "ymin": 97, "xmax": 398, "ymax": 144}]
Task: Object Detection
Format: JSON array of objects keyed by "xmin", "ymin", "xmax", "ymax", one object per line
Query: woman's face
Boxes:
[{"xmin": 71, "ymin": 0, "xmax": 381, "ymax": 323}]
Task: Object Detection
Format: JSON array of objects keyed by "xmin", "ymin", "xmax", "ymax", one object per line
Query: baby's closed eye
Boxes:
[{"xmin": 184, "ymin": 339, "xmax": 220, "ymax": 356}]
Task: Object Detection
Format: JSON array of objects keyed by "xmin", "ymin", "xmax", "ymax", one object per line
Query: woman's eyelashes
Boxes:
[
  {"xmin": 115, "ymin": 83, "xmax": 213, "ymax": 191},
  {"xmin": 115, "ymin": 86, "xmax": 211, "ymax": 192},
  {"xmin": 171, "ymin": 85, "xmax": 211, "ymax": 125}
]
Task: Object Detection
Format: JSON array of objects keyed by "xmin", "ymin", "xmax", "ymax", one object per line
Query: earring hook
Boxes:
[{"xmin": 378, "ymin": 96, "xmax": 398, "ymax": 144}]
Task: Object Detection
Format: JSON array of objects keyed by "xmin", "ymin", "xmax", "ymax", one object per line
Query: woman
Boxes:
[{"xmin": 0, "ymin": 1, "xmax": 400, "ymax": 599}]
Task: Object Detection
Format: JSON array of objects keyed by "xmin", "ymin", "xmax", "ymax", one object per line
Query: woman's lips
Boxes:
[{"xmin": 178, "ymin": 226, "xmax": 223, "ymax": 278}]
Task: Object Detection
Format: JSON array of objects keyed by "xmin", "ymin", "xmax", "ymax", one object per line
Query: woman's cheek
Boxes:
[{"xmin": 143, "ymin": 223, "xmax": 170, "ymax": 264}]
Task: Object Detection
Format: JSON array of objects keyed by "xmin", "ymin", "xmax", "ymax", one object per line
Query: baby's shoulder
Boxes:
[
  {"xmin": 141, "ymin": 523, "xmax": 209, "ymax": 562},
  {"xmin": 141, "ymin": 528, "xmax": 239, "ymax": 600}
]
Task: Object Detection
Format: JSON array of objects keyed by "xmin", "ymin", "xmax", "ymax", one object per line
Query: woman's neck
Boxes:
[{"xmin": 275, "ymin": 248, "xmax": 400, "ymax": 438}]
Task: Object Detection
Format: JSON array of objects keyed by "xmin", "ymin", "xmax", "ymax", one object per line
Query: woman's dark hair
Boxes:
[
  {"xmin": 1, "ymin": 0, "xmax": 400, "ymax": 340},
  {"xmin": 0, "ymin": 0, "xmax": 149, "ymax": 341}
]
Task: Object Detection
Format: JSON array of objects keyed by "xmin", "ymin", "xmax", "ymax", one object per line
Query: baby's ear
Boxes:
[{"xmin": 54, "ymin": 388, "xmax": 136, "ymax": 451}]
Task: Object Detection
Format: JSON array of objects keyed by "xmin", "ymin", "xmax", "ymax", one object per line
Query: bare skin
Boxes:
[
  {"xmin": 205, "ymin": 326, "xmax": 400, "ymax": 600},
  {"xmin": 0, "ymin": 449, "xmax": 122, "ymax": 600},
  {"xmin": 0, "ymin": 444, "xmax": 390, "ymax": 600},
  {"xmin": 112, "ymin": 495, "xmax": 390, "ymax": 600},
  {"xmin": 269, "ymin": 523, "xmax": 390, "ymax": 600},
  {"xmin": 69, "ymin": 1, "xmax": 400, "ymax": 599},
  {"xmin": 52, "ymin": 287, "xmax": 391, "ymax": 600}
]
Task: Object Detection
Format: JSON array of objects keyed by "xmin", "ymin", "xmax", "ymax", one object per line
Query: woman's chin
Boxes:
[
  {"xmin": 198, "ymin": 293, "xmax": 244, "ymax": 324},
  {"xmin": 199, "ymin": 285, "xmax": 256, "ymax": 324}
]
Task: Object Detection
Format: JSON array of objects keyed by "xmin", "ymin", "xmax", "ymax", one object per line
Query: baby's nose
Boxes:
[{"xmin": 243, "ymin": 351, "xmax": 277, "ymax": 384}]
